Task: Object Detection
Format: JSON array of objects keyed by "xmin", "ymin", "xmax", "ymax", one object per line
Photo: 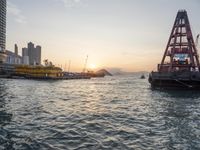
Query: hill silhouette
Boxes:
[{"xmin": 95, "ymin": 69, "xmax": 113, "ymax": 76}]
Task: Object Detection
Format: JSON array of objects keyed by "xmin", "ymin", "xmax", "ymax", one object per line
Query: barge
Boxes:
[{"xmin": 149, "ymin": 10, "xmax": 200, "ymax": 89}]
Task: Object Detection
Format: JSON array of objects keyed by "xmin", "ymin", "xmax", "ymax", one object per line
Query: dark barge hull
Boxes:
[{"xmin": 149, "ymin": 71, "xmax": 200, "ymax": 89}]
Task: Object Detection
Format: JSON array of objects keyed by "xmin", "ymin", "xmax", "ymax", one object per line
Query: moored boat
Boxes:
[
  {"xmin": 149, "ymin": 71, "xmax": 200, "ymax": 89},
  {"xmin": 140, "ymin": 74, "xmax": 145, "ymax": 79},
  {"xmin": 149, "ymin": 10, "xmax": 200, "ymax": 89},
  {"xmin": 0, "ymin": 63, "xmax": 63, "ymax": 80}
]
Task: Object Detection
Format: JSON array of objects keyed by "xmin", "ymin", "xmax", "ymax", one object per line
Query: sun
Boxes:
[{"xmin": 88, "ymin": 64, "xmax": 97, "ymax": 70}]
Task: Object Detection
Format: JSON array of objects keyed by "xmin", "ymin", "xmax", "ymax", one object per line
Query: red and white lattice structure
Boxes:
[
  {"xmin": 149, "ymin": 10, "xmax": 200, "ymax": 89},
  {"xmin": 158, "ymin": 10, "xmax": 200, "ymax": 72}
]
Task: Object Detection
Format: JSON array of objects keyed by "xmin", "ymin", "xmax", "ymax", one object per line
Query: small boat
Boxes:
[{"xmin": 140, "ymin": 74, "xmax": 145, "ymax": 79}]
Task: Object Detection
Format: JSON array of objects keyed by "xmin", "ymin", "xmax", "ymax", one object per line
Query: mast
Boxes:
[
  {"xmin": 82, "ymin": 55, "xmax": 88, "ymax": 73},
  {"xmin": 68, "ymin": 60, "xmax": 71, "ymax": 73}
]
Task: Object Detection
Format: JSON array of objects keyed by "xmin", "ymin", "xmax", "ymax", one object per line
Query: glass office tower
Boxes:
[{"xmin": 0, "ymin": 0, "xmax": 6, "ymax": 51}]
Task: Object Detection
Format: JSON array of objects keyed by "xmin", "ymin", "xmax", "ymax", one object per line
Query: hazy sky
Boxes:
[{"xmin": 6, "ymin": 0, "xmax": 200, "ymax": 72}]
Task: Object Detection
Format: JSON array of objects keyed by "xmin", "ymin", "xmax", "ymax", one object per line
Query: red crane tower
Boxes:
[
  {"xmin": 159, "ymin": 10, "xmax": 200, "ymax": 72},
  {"xmin": 149, "ymin": 10, "xmax": 200, "ymax": 89}
]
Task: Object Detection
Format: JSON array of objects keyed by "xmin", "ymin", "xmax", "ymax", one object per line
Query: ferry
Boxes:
[{"xmin": 0, "ymin": 63, "xmax": 63, "ymax": 80}]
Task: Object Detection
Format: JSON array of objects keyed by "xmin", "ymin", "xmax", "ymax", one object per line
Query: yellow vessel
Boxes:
[{"xmin": 14, "ymin": 65, "xmax": 63, "ymax": 79}]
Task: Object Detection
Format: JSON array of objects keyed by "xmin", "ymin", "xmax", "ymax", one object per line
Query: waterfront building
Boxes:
[
  {"xmin": 22, "ymin": 48, "xmax": 29, "ymax": 65},
  {"xmin": 28, "ymin": 42, "xmax": 34, "ymax": 65},
  {"xmin": 5, "ymin": 50, "xmax": 22, "ymax": 64},
  {"xmin": 27, "ymin": 42, "xmax": 42, "ymax": 65},
  {"xmin": 14, "ymin": 44, "xmax": 18, "ymax": 55},
  {"xmin": 5, "ymin": 44, "xmax": 22, "ymax": 64},
  {"xmin": 35, "ymin": 45, "xmax": 41, "ymax": 65}
]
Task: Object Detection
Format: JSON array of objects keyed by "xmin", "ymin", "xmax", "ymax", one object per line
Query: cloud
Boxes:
[
  {"xmin": 7, "ymin": 1, "xmax": 27, "ymax": 24},
  {"xmin": 56, "ymin": 0, "xmax": 82, "ymax": 8}
]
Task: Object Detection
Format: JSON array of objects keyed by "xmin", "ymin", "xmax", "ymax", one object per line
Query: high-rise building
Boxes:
[
  {"xmin": 35, "ymin": 45, "xmax": 41, "ymax": 65},
  {"xmin": 0, "ymin": 0, "xmax": 6, "ymax": 51},
  {"xmin": 22, "ymin": 48, "xmax": 29, "ymax": 65},
  {"xmin": 22, "ymin": 48, "xmax": 28, "ymax": 56},
  {"xmin": 22, "ymin": 47, "xmax": 29, "ymax": 65},
  {"xmin": 14, "ymin": 44, "xmax": 18, "ymax": 55},
  {"xmin": 0, "ymin": 0, "xmax": 6, "ymax": 63},
  {"xmin": 28, "ymin": 42, "xmax": 35, "ymax": 65},
  {"xmin": 25, "ymin": 42, "xmax": 42, "ymax": 65}
]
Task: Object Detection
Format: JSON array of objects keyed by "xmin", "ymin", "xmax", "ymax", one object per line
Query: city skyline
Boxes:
[{"xmin": 6, "ymin": 0, "xmax": 200, "ymax": 72}]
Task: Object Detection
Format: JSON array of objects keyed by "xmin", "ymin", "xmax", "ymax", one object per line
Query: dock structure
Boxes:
[{"xmin": 149, "ymin": 10, "xmax": 200, "ymax": 89}]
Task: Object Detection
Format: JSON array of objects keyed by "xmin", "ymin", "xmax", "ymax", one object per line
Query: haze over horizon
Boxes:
[{"xmin": 6, "ymin": 0, "xmax": 200, "ymax": 72}]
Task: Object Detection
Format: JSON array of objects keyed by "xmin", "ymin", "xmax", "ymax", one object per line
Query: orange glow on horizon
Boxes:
[{"xmin": 88, "ymin": 64, "xmax": 97, "ymax": 70}]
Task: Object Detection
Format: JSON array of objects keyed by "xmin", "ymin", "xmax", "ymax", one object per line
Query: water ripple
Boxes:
[{"xmin": 0, "ymin": 76, "xmax": 200, "ymax": 149}]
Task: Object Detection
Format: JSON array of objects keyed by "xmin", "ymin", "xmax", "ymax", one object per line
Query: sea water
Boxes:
[{"xmin": 0, "ymin": 75, "xmax": 200, "ymax": 149}]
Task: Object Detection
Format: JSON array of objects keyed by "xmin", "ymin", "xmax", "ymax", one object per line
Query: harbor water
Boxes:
[{"xmin": 0, "ymin": 75, "xmax": 200, "ymax": 149}]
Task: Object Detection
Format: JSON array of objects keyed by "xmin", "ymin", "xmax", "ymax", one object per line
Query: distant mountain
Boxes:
[
  {"xmin": 103, "ymin": 68, "xmax": 127, "ymax": 75},
  {"xmin": 98, "ymin": 67, "xmax": 149, "ymax": 76},
  {"xmin": 106, "ymin": 68, "xmax": 149, "ymax": 76},
  {"xmin": 95, "ymin": 69, "xmax": 113, "ymax": 76}
]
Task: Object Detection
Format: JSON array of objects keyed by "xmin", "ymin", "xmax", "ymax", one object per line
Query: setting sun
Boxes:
[{"xmin": 88, "ymin": 64, "xmax": 97, "ymax": 70}]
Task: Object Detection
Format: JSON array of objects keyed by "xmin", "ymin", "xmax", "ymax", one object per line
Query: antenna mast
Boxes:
[
  {"xmin": 68, "ymin": 60, "xmax": 71, "ymax": 73},
  {"xmin": 82, "ymin": 55, "xmax": 88, "ymax": 73}
]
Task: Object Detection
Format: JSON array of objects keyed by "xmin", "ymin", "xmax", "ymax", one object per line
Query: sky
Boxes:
[{"xmin": 6, "ymin": 0, "xmax": 200, "ymax": 72}]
